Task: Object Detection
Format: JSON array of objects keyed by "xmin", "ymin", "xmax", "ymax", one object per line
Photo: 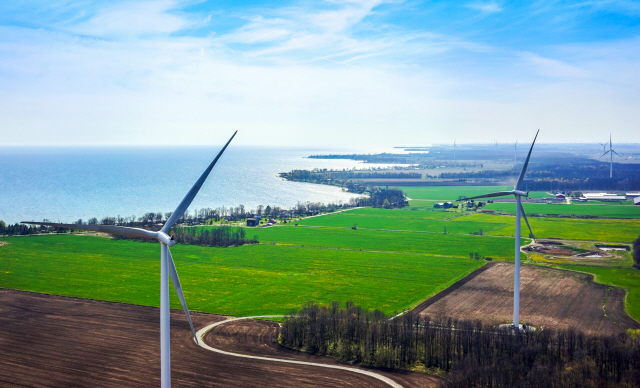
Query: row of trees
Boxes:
[
  {"xmin": 280, "ymin": 168, "xmax": 421, "ymax": 184},
  {"xmin": 281, "ymin": 301, "xmax": 640, "ymax": 388},
  {"xmin": 172, "ymin": 226, "xmax": 258, "ymax": 247}
]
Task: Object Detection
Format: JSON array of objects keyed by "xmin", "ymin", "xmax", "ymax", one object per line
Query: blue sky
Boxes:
[{"xmin": 1, "ymin": 1, "xmax": 639, "ymax": 146}]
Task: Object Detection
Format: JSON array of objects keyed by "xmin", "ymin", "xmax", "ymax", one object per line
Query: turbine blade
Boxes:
[
  {"xmin": 162, "ymin": 131, "xmax": 237, "ymax": 233},
  {"xmin": 514, "ymin": 129, "xmax": 539, "ymax": 191},
  {"xmin": 167, "ymin": 247, "xmax": 198, "ymax": 344},
  {"xmin": 612, "ymin": 150, "xmax": 620, "ymax": 156},
  {"xmin": 518, "ymin": 202, "xmax": 535, "ymax": 240},
  {"xmin": 456, "ymin": 191, "xmax": 514, "ymax": 201},
  {"xmin": 600, "ymin": 150, "xmax": 610, "ymax": 158},
  {"xmin": 20, "ymin": 221, "xmax": 157, "ymax": 239}
]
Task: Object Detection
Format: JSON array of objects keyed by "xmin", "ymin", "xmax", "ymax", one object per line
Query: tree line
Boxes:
[
  {"xmin": 172, "ymin": 225, "xmax": 258, "ymax": 247},
  {"xmin": 280, "ymin": 301, "xmax": 640, "ymax": 388}
]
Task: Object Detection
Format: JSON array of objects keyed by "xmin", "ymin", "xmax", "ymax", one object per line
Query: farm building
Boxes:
[
  {"xmin": 433, "ymin": 202, "xmax": 453, "ymax": 209},
  {"xmin": 582, "ymin": 193, "xmax": 626, "ymax": 202},
  {"xmin": 246, "ymin": 217, "xmax": 261, "ymax": 226},
  {"xmin": 626, "ymin": 192, "xmax": 640, "ymax": 199},
  {"xmin": 635, "ymin": 197, "xmax": 640, "ymax": 206}
]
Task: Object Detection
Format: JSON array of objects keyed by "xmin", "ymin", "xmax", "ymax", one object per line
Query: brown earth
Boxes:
[
  {"xmin": 0, "ymin": 289, "xmax": 439, "ymax": 388},
  {"xmin": 204, "ymin": 319, "xmax": 440, "ymax": 388},
  {"xmin": 412, "ymin": 263, "xmax": 640, "ymax": 335}
]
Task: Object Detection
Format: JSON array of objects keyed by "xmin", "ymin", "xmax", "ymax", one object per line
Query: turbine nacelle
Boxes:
[{"xmin": 157, "ymin": 231, "xmax": 175, "ymax": 247}]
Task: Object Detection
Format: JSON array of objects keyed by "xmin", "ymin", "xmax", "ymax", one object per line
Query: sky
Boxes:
[{"xmin": 1, "ymin": 0, "xmax": 639, "ymax": 146}]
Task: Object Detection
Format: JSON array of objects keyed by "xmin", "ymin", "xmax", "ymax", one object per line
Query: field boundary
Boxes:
[
  {"xmin": 550, "ymin": 265, "xmax": 640, "ymax": 326},
  {"xmin": 410, "ymin": 263, "xmax": 496, "ymax": 315}
]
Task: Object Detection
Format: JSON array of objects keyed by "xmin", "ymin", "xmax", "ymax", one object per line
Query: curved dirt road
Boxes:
[
  {"xmin": 199, "ymin": 316, "xmax": 441, "ymax": 388},
  {"xmin": 197, "ymin": 316, "xmax": 403, "ymax": 388}
]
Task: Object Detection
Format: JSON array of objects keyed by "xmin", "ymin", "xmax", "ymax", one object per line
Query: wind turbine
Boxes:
[
  {"xmin": 512, "ymin": 140, "xmax": 518, "ymax": 163},
  {"xmin": 598, "ymin": 141, "xmax": 608, "ymax": 154},
  {"xmin": 22, "ymin": 131, "xmax": 237, "ymax": 388},
  {"xmin": 458, "ymin": 130, "xmax": 539, "ymax": 330},
  {"xmin": 453, "ymin": 140, "xmax": 457, "ymax": 159},
  {"xmin": 601, "ymin": 134, "xmax": 619, "ymax": 178},
  {"xmin": 494, "ymin": 139, "xmax": 498, "ymax": 158}
]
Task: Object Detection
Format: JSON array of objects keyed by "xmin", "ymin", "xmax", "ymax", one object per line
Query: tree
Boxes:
[
  {"xmin": 633, "ymin": 235, "xmax": 640, "ymax": 269},
  {"xmin": 382, "ymin": 199, "xmax": 390, "ymax": 208}
]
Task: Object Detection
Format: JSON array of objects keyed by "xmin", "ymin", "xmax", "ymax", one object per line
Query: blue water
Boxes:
[{"xmin": 0, "ymin": 146, "xmax": 386, "ymax": 225}]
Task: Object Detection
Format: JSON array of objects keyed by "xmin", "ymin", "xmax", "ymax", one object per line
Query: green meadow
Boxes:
[
  {"xmin": 485, "ymin": 202, "xmax": 640, "ymax": 218},
  {"xmin": 455, "ymin": 213, "xmax": 640, "ymax": 243},
  {"xmin": 0, "ymin": 235, "xmax": 483, "ymax": 316},
  {"xmin": 246, "ymin": 225, "xmax": 521, "ymax": 260},
  {"xmin": 294, "ymin": 207, "xmax": 504, "ymax": 235}
]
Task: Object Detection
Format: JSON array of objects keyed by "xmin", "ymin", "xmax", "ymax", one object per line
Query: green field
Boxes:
[
  {"xmin": 0, "ymin": 235, "xmax": 483, "ymax": 316},
  {"xmin": 242, "ymin": 224, "xmax": 522, "ymax": 260},
  {"xmin": 485, "ymin": 202, "xmax": 640, "ymax": 218},
  {"xmin": 555, "ymin": 265, "xmax": 640, "ymax": 321},
  {"xmin": 294, "ymin": 208, "xmax": 504, "ymax": 235},
  {"xmin": 454, "ymin": 213, "xmax": 640, "ymax": 243},
  {"xmin": 399, "ymin": 186, "xmax": 553, "ymax": 201}
]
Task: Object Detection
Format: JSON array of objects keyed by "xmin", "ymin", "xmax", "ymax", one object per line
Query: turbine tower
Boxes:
[
  {"xmin": 458, "ymin": 130, "xmax": 539, "ymax": 330},
  {"xmin": 22, "ymin": 131, "xmax": 237, "ymax": 388},
  {"xmin": 512, "ymin": 140, "xmax": 518, "ymax": 163},
  {"xmin": 453, "ymin": 139, "xmax": 457, "ymax": 159},
  {"xmin": 601, "ymin": 134, "xmax": 619, "ymax": 179}
]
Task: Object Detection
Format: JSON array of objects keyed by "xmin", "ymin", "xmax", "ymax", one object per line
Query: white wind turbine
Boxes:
[
  {"xmin": 512, "ymin": 139, "xmax": 518, "ymax": 163},
  {"xmin": 458, "ymin": 130, "xmax": 539, "ymax": 330},
  {"xmin": 453, "ymin": 139, "xmax": 457, "ymax": 159},
  {"xmin": 598, "ymin": 141, "xmax": 608, "ymax": 154},
  {"xmin": 22, "ymin": 131, "xmax": 237, "ymax": 388},
  {"xmin": 601, "ymin": 133, "xmax": 619, "ymax": 178}
]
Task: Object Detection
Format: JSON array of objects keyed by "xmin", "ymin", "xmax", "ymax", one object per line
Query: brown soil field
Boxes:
[
  {"xmin": 204, "ymin": 319, "xmax": 440, "ymax": 388},
  {"xmin": 0, "ymin": 289, "xmax": 438, "ymax": 388},
  {"xmin": 412, "ymin": 263, "xmax": 640, "ymax": 335}
]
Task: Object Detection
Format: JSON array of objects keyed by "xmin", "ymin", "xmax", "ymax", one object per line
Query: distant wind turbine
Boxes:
[
  {"xmin": 22, "ymin": 131, "xmax": 238, "ymax": 388},
  {"xmin": 598, "ymin": 141, "xmax": 608, "ymax": 154},
  {"xmin": 601, "ymin": 133, "xmax": 619, "ymax": 178},
  {"xmin": 458, "ymin": 130, "xmax": 539, "ymax": 330},
  {"xmin": 453, "ymin": 139, "xmax": 457, "ymax": 159},
  {"xmin": 512, "ymin": 140, "xmax": 518, "ymax": 163}
]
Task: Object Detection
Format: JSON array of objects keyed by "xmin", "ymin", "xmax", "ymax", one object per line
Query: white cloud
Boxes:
[{"xmin": 466, "ymin": 2, "xmax": 503, "ymax": 14}]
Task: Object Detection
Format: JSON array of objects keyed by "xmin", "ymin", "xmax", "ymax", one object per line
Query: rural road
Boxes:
[{"xmin": 196, "ymin": 316, "xmax": 403, "ymax": 388}]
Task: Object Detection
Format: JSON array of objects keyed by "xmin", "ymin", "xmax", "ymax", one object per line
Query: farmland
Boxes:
[
  {"xmin": 553, "ymin": 265, "xmax": 640, "ymax": 321},
  {"xmin": 0, "ymin": 289, "xmax": 436, "ymax": 387},
  {"xmin": 453, "ymin": 213, "xmax": 640, "ymax": 242},
  {"xmin": 413, "ymin": 263, "xmax": 640, "ymax": 333},
  {"xmin": 0, "ymin": 234, "xmax": 483, "ymax": 316},
  {"xmin": 485, "ymin": 202, "xmax": 640, "ymax": 218}
]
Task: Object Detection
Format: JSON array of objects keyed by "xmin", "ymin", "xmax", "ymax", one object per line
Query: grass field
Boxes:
[
  {"xmin": 554, "ymin": 265, "xmax": 640, "ymax": 322},
  {"xmin": 398, "ymin": 186, "xmax": 553, "ymax": 201},
  {"xmin": 243, "ymin": 225, "xmax": 522, "ymax": 260},
  {"xmin": 454, "ymin": 213, "xmax": 640, "ymax": 243},
  {"xmin": 0, "ymin": 235, "xmax": 485, "ymax": 317},
  {"xmin": 294, "ymin": 208, "xmax": 502, "ymax": 235},
  {"xmin": 485, "ymin": 202, "xmax": 640, "ymax": 218}
]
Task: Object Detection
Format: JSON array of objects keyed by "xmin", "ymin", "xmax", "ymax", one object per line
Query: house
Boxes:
[
  {"xmin": 444, "ymin": 201, "xmax": 453, "ymax": 209},
  {"xmin": 635, "ymin": 197, "xmax": 640, "ymax": 206},
  {"xmin": 434, "ymin": 203, "xmax": 445, "ymax": 209},
  {"xmin": 246, "ymin": 218, "xmax": 259, "ymax": 227},
  {"xmin": 555, "ymin": 193, "xmax": 565, "ymax": 199}
]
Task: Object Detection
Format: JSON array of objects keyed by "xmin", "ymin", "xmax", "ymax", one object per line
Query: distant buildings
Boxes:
[
  {"xmin": 246, "ymin": 216, "xmax": 261, "ymax": 227},
  {"xmin": 434, "ymin": 202, "xmax": 454, "ymax": 209},
  {"xmin": 581, "ymin": 193, "xmax": 626, "ymax": 202},
  {"xmin": 635, "ymin": 197, "xmax": 640, "ymax": 206}
]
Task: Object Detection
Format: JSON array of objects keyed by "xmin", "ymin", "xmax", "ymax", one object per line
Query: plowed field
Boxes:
[
  {"xmin": 0, "ymin": 289, "xmax": 438, "ymax": 387},
  {"xmin": 413, "ymin": 263, "xmax": 640, "ymax": 335}
]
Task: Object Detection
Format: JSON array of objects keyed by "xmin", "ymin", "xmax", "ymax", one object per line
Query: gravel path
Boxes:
[{"xmin": 196, "ymin": 316, "xmax": 404, "ymax": 388}]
